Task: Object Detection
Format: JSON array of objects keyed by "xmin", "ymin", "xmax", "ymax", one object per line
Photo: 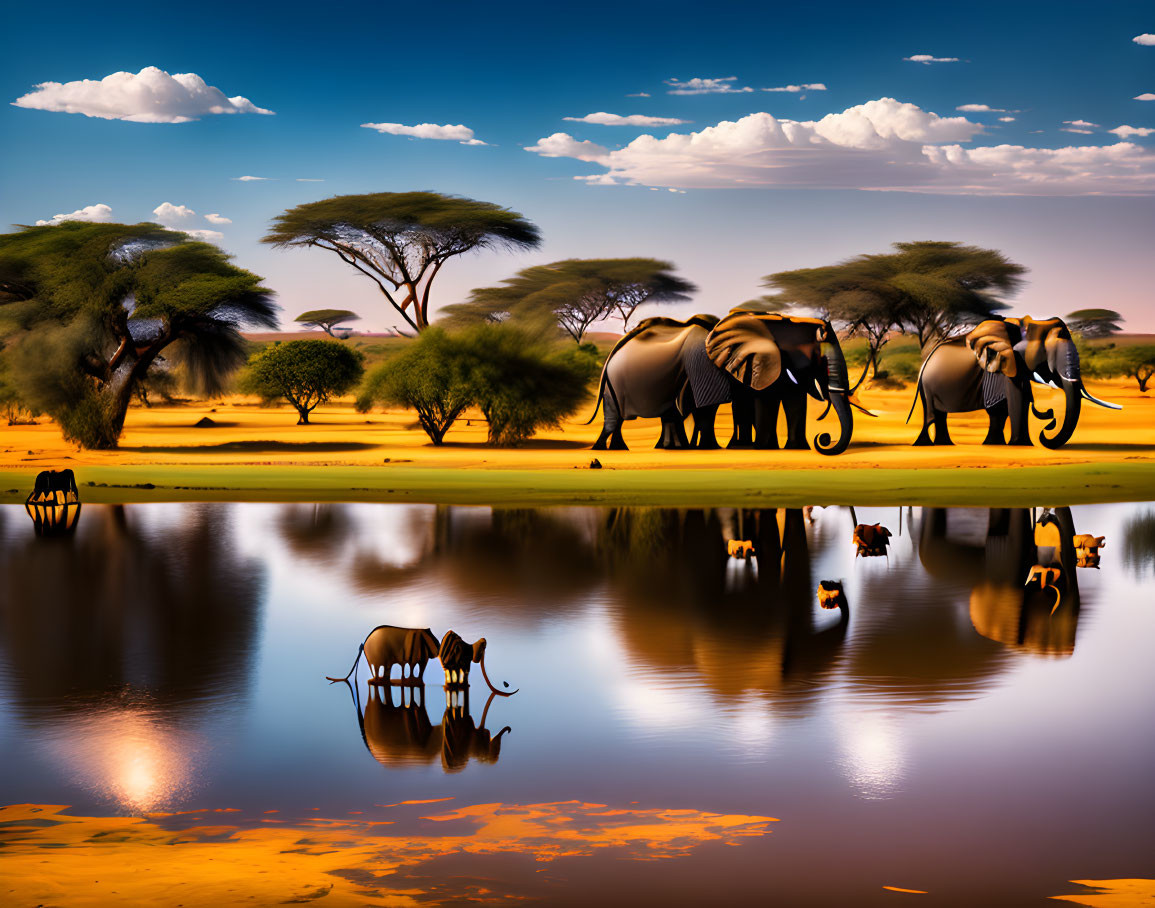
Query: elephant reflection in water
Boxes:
[
  {"xmin": 600, "ymin": 507, "xmax": 848, "ymax": 705},
  {"xmin": 348, "ymin": 683, "xmax": 510, "ymax": 773},
  {"xmin": 920, "ymin": 507, "xmax": 1084, "ymax": 657}
]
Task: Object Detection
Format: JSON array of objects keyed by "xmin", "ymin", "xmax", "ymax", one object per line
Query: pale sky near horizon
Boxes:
[{"xmin": 2, "ymin": 0, "xmax": 1153, "ymax": 332}]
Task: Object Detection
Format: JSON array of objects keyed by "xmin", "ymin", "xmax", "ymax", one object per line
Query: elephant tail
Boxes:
[
  {"xmin": 583, "ymin": 368, "xmax": 608, "ymax": 425},
  {"xmin": 906, "ymin": 338, "xmax": 950, "ymax": 424},
  {"xmin": 326, "ymin": 642, "xmax": 364, "ymax": 684},
  {"xmin": 582, "ymin": 332, "xmax": 634, "ymax": 425}
]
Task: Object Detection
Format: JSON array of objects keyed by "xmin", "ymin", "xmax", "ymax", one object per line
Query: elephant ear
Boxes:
[
  {"xmin": 966, "ymin": 320, "xmax": 1018, "ymax": 378},
  {"xmin": 705, "ymin": 313, "xmax": 782, "ymax": 390}
]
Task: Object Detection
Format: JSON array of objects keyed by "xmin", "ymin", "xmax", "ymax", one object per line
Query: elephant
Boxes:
[
  {"xmin": 327, "ymin": 625, "xmax": 440, "ymax": 685},
  {"xmin": 351, "ymin": 683, "xmax": 512, "ymax": 773},
  {"xmin": 439, "ymin": 630, "xmax": 516, "ymax": 695},
  {"xmin": 589, "ymin": 310, "xmax": 859, "ymax": 455},
  {"xmin": 25, "ymin": 469, "xmax": 81, "ymax": 536},
  {"xmin": 910, "ymin": 315, "xmax": 1120, "ymax": 448},
  {"xmin": 853, "ymin": 524, "xmax": 892, "ymax": 557}
]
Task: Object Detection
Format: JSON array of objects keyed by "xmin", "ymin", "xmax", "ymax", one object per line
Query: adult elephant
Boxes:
[
  {"xmin": 910, "ymin": 315, "xmax": 1119, "ymax": 448},
  {"xmin": 591, "ymin": 311, "xmax": 856, "ymax": 455}
]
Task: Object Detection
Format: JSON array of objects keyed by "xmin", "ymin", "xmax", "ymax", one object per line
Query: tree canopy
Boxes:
[
  {"xmin": 762, "ymin": 241, "xmax": 1027, "ymax": 377},
  {"xmin": 0, "ymin": 222, "xmax": 276, "ymax": 447},
  {"xmin": 295, "ymin": 308, "xmax": 361, "ymax": 336},
  {"xmin": 1067, "ymin": 308, "xmax": 1124, "ymax": 338},
  {"xmin": 442, "ymin": 258, "xmax": 695, "ymax": 341},
  {"xmin": 241, "ymin": 339, "xmax": 364, "ymax": 424},
  {"xmin": 1083, "ymin": 343, "xmax": 1155, "ymax": 391},
  {"xmin": 263, "ymin": 192, "xmax": 541, "ymax": 333}
]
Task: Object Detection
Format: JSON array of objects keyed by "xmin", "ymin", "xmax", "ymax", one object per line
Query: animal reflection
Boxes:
[
  {"xmin": 853, "ymin": 523, "xmax": 892, "ymax": 558},
  {"xmin": 24, "ymin": 469, "xmax": 81, "ymax": 536},
  {"xmin": 349, "ymin": 684, "xmax": 511, "ymax": 772},
  {"xmin": 1072, "ymin": 534, "xmax": 1106, "ymax": 568},
  {"xmin": 817, "ymin": 580, "xmax": 848, "ymax": 611}
]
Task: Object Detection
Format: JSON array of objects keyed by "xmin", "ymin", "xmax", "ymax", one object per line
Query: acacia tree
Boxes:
[
  {"xmin": 0, "ymin": 222, "xmax": 276, "ymax": 448},
  {"xmin": 241, "ymin": 340, "xmax": 364, "ymax": 424},
  {"xmin": 1087, "ymin": 344, "xmax": 1155, "ymax": 391},
  {"xmin": 443, "ymin": 258, "xmax": 695, "ymax": 342},
  {"xmin": 1067, "ymin": 308, "xmax": 1124, "ymax": 338},
  {"xmin": 263, "ymin": 192, "xmax": 541, "ymax": 333},
  {"xmin": 294, "ymin": 308, "xmax": 360, "ymax": 337}
]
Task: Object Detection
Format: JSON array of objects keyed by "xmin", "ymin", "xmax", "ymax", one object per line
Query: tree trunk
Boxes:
[{"xmin": 297, "ymin": 409, "xmax": 309, "ymax": 425}]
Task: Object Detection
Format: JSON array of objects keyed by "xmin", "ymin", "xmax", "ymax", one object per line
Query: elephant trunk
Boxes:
[
  {"xmin": 479, "ymin": 654, "xmax": 518, "ymax": 697},
  {"xmin": 814, "ymin": 392, "xmax": 853, "ymax": 456},
  {"xmin": 1038, "ymin": 378, "xmax": 1081, "ymax": 449}
]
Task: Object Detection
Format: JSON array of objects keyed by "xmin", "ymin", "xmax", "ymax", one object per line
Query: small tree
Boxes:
[
  {"xmin": 357, "ymin": 329, "xmax": 473, "ymax": 444},
  {"xmin": 1067, "ymin": 309, "xmax": 1124, "ymax": 338},
  {"xmin": 445, "ymin": 259, "xmax": 696, "ymax": 342},
  {"xmin": 264, "ymin": 192, "xmax": 541, "ymax": 333},
  {"xmin": 242, "ymin": 340, "xmax": 364, "ymax": 424},
  {"xmin": 295, "ymin": 308, "xmax": 361, "ymax": 337},
  {"xmin": 458, "ymin": 324, "xmax": 594, "ymax": 446},
  {"xmin": 1087, "ymin": 344, "xmax": 1155, "ymax": 391}
]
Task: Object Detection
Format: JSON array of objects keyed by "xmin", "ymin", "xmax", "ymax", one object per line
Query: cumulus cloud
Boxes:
[
  {"xmin": 12, "ymin": 66, "xmax": 272, "ymax": 123},
  {"xmin": 233, "ymin": 175, "xmax": 269, "ymax": 181},
  {"xmin": 360, "ymin": 121, "xmax": 486, "ymax": 144},
  {"xmin": 524, "ymin": 133, "xmax": 609, "ymax": 162},
  {"xmin": 152, "ymin": 202, "xmax": 195, "ymax": 223},
  {"xmin": 182, "ymin": 229, "xmax": 224, "ymax": 241},
  {"xmin": 1064, "ymin": 119, "xmax": 1100, "ymax": 128},
  {"xmin": 204, "ymin": 213, "xmax": 231, "ymax": 224},
  {"xmin": 526, "ymin": 97, "xmax": 1155, "ymax": 195},
  {"xmin": 762, "ymin": 83, "xmax": 827, "ymax": 93},
  {"xmin": 1133, "ymin": 34, "xmax": 1155, "ymax": 45},
  {"xmin": 904, "ymin": 54, "xmax": 959, "ymax": 64},
  {"xmin": 35, "ymin": 203, "xmax": 113, "ymax": 226},
  {"xmin": 665, "ymin": 77, "xmax": 753, "ymax": 95},
  {"xmin": 957, "ymin": 104, "xmax": 1007, "ymax": 113},
  {"xmin": 627, "ymin": 92, "xmax": 651, "ymax": 98},
  {"xmin": 563, "ymin": 112, "xmax": 689, "ymax": 126},
  {"xmin": 1135, "ymin": 93, "xmax": 1155, "ymax": 101},
  {"xmin": 1110, "ymin": 125, "xmax": 1155, "ymax": 137}
]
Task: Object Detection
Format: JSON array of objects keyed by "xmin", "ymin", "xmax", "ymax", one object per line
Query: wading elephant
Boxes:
[
  {"xmin": 327, "ymin": 625, "xmax": 440, "ymax": 685},
  {"xmin": 25, "ymin": 469, "xmax": 82, "ymax": 536},
  {"xmin": 853, "ymin": 524, "xmax": 892, "ymax": 558},
  {"xmin": 910, "ymin": 316, "xmax": 1120, "ymax": 448},
  {"xmin": 590, "ymin": 311, "xmax": 858, "ymax": 455},
  {"xmin": 439, "ymin": 630, "xmax": 513, "ymax": 692}
]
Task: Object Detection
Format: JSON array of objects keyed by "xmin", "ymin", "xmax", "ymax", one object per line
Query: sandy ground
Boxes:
[{"xmin": 1, "ymin": 379, "xmax": 1153, "ymax": 505}]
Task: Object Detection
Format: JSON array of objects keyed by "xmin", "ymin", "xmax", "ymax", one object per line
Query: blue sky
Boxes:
[{"xmin": 2, "ymin": 0, "xmax": 1153, "ymax": 331}]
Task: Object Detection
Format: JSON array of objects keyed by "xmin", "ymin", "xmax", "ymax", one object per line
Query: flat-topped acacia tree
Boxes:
[
  {"xmin": 0, "ymin": 221, "xmax": 276, "ymax": 448},
  {"xmin": 294, "ymin": 308, "xmax": 360, "ymax": 337},
  {"xmin": 263, "ymin": 192, "xmax": 542, "ymax": 333}
]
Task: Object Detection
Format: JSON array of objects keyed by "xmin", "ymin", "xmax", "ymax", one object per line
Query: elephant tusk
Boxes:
[
  {"xmin": 786, "ymin": 369, "xmax": 798, "ymax": 385},
  {"xmin": 1048, "ymin": 585, "xmax": 1062, "ymax": 616},
  {"xmin": 1079, "ymin": 387, "xmax": 1123, "ymax": 410},
  {"xmin": 1032, "ymin": 372, "xmax": 1046, "ymax": 385},
  {"xmin": 814, "ymin": 378, "xmax": 826, "ymax": 399},
  {"xmin": 816, "ymin": 400, "xmax": 833, "ymax": 421},
  {"xmin": 848, "ymin": 395, "xmax": 878, "ymax": 417}
]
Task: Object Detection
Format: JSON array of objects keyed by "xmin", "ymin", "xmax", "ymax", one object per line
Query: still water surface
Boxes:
[{"xmin": 1, "ymin": 501, "xmax": 1153, "ymax": 905}]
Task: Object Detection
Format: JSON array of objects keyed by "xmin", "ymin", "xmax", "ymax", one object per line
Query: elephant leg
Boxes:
[
  {"xmin": 913, "ymin": 386, "xmax": 935, "ymax": 446},
  {"xmin": 655, "ymin": 408, "xmax": 690, "ymax": 449},
  {"xmin": 781, "ymin": 388, "xmax": 809, "ymax": 450},
  {"xmin": 1006, "ymin": 380, "xmax": 1031, "ymax": 446},
  {"xmin": 691, "ymin": 405, "xmax": 721, "ymax": 449},
  {"xmin": 933, "ymin": 409, "xmax": 953, "ymax": 445},
  {"xmin": 728, "ymin": 392, "xmax": 755, "ymax": 448},
  {"xmin": 593, "ymin": 390, "xmax": 629, "ymax": 450},
  {"xmin": 983, "ymin": 399, "xmax": 1008, "ymax": 445},
  {"xmin": 754, "ymin": 396, "xmax": 781, "ymax": 450}
]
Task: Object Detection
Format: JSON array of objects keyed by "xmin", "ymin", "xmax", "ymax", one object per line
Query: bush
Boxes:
[
  {"xmin": 240, "ymin": 340, "xmax": 364, "ymax": 424},
  {"xmin": 358, "ymin": 325, "xmax": 595, "ymax": 446},
  {"xmin": 357, "ymin": 329, "xmax": 473, "ymax": 444}
]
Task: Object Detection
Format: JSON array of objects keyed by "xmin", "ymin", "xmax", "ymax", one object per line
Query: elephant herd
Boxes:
[{"xmin": 591, "ymin": 310, "xmax": 1120, "ymax": 454}]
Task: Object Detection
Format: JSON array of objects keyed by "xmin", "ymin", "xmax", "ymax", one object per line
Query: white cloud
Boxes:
[
  {"xmin": 11, "ymin": 66, "xmax": 272, "ymax": 123},
  {"xmin": 665, "ymin": 77, "xmax": 753, "ymax": 95},
  {"xmin": 182, "ymin": 229, "xmax": 224, "ymax": 241},
  {"xmin": 152, "ymin": 202, "xmax": 195, "ymax": 223},
  {"xmin": 35, "ymin": 203, "xmax": 113, "ymax": 226},
  {"xmin": 1135, "ymin": 93, "xmax": 1155, "ymax": 101},
  {"xmin": 1110, "ymin": 125, "xmax": 1155, "ymax": 137},
  {"xmin": 762, "ymin": 83, "xmax": 827, "ymax": 93},
  {"xmin": 627, "ymin": 92, "xmax": 651, "ymax": 98},
  {"xmin": 1060, "ymin": 128, "xmax": 1093, "ymax": 134},
  {"xmin": 204, "ymin": 212, "xmax": 231, "ymax": 224},
  {"xmin": 524, "ymin": 133, "xmax": 609, "ymax": 162},
  {"xmin": 998, "ymin": 116, "xmax": 1016, "ymax": 122},
  {"xmin": 904, "ymin": 54, "xmax": 959, "ymax": 64},
  {"xmin": 1133, "ymin": 34, "xmax": 1155, "ymax": 45},
  {"xmin": 233, "ymin": 175, "xmax": 269, "ymax": 181},
  {"xmin": 563, "ymin": 112, "xmax": 689, "ymax": 126},
  {"xmin": 1064, "ymin": 119, "xmax": 1100, "ymax": 128},
  {"xmin": 957, "ymin": 104, "xmax": 1006, "ymax": 112},
  {"xmin": 360, "ymin": 121, "xmax": 486, "ymax": 144},
  {"xmin": 527, "ymin": 97, "xmax": 1155, "ymax": 195}
]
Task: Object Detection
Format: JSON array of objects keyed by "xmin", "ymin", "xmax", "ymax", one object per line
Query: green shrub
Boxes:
[{"xmin": 240, "ymin": 339, "xmax": 364, "ymax": 424}]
